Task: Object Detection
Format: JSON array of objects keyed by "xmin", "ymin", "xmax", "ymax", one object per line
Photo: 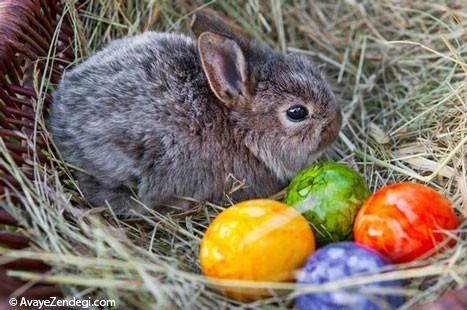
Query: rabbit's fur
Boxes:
[{"xmin": 49, "ymin": 12, "xmax": 342, "ymax": 214}]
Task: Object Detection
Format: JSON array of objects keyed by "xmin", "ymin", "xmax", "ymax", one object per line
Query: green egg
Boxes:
[{"xmin": 284, "ymin": 162, "xmax": 370, "ymax": 246}]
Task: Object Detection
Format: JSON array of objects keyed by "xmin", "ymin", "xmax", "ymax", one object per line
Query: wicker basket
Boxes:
[{"xmin": 0, "ymin": 0, "xmax": 74, "ymax": 299}]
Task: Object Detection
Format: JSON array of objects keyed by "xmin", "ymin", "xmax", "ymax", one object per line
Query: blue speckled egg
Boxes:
[{"xmin": 296, "ymin": 242, "xmax": 404, "ymax": 310}]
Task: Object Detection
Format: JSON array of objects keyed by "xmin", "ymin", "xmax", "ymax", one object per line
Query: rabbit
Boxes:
[{"xmin": 48, "ymin": 11, "xmax": 342, "ymax": 215}]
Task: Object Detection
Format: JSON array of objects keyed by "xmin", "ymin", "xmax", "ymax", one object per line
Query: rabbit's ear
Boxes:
[
  {"xmin": 190, "ymin": 10, "xmax": 237, "ymax": 39},
  {"xmin": 197, "ymin": 32, "xmax": 249, "ymax": 106}
]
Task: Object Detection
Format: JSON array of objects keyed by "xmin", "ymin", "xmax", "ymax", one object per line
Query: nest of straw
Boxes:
[{"xmin": 0, "ymin": 0, "xmax": 466, "ymax": 308}]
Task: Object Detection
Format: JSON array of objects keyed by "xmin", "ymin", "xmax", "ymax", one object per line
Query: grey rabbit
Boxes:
[{"xmin": 49, "ymin": 11, "xmax": 342, "ymax": 215}]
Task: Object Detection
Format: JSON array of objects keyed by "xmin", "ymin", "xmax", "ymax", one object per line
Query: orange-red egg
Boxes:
[
  {"xmin": 200, "ymin": 199, "xmax": 315, "ymax": 301},
  {"xmin": 354, "ymin": 182, "xmax": 459, "ymax": 263}
]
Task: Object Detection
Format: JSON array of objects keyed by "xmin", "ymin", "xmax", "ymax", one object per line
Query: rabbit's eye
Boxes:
[{"xmin": 286, "ymin": 105, "xmax": 308, "ymax": 121}]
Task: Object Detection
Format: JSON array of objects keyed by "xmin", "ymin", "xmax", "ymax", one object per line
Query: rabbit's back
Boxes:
[{"xmin": 49, "ymin": 32, "xmax": 215, "ymax": 188}]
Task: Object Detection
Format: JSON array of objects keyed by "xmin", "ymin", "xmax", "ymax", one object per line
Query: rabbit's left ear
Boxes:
[
  {"xmin": 190, "ymin": 10, "xmax": 237, "ymax": 40},
  {"xmin": 197, "ymin": 32, "xmax": 249, "ymax": 106}
]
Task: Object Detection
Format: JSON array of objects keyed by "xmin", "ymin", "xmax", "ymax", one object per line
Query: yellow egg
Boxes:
[{"xmin": 199, "ymin": 199, "xmax": 315, "ymax": 301}]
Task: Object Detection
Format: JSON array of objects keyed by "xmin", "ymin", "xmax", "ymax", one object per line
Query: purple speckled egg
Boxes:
[{"xmin": 296, "ymin": 242, "xmax": 404, "ymax": 310}]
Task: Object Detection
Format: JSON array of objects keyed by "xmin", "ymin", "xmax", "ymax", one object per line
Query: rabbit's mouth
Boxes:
[{"xmin": 318, "ymin": 110, "xmax": 342, "ymax": 149}]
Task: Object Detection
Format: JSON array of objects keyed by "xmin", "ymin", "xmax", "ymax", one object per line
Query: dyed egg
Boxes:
[
  {"xmin": 284, "ymin": 162, "xmax": 370, "ymax": 246},
  {"xmin": 200, "ymin": 199, "xmax": 315, "ymax": 301},
  {"xmin": 296, "ymin": 242, "xmax": 404, "ymax": 310},
  {"xmin": 354, "ymin": 182, "xmax": 459, "ymax": 263}
]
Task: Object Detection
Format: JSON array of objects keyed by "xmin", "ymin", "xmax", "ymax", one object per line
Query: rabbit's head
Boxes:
[{"xmin": 192, "ymin": 11, "xmax": 342, "ymax": 182}]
